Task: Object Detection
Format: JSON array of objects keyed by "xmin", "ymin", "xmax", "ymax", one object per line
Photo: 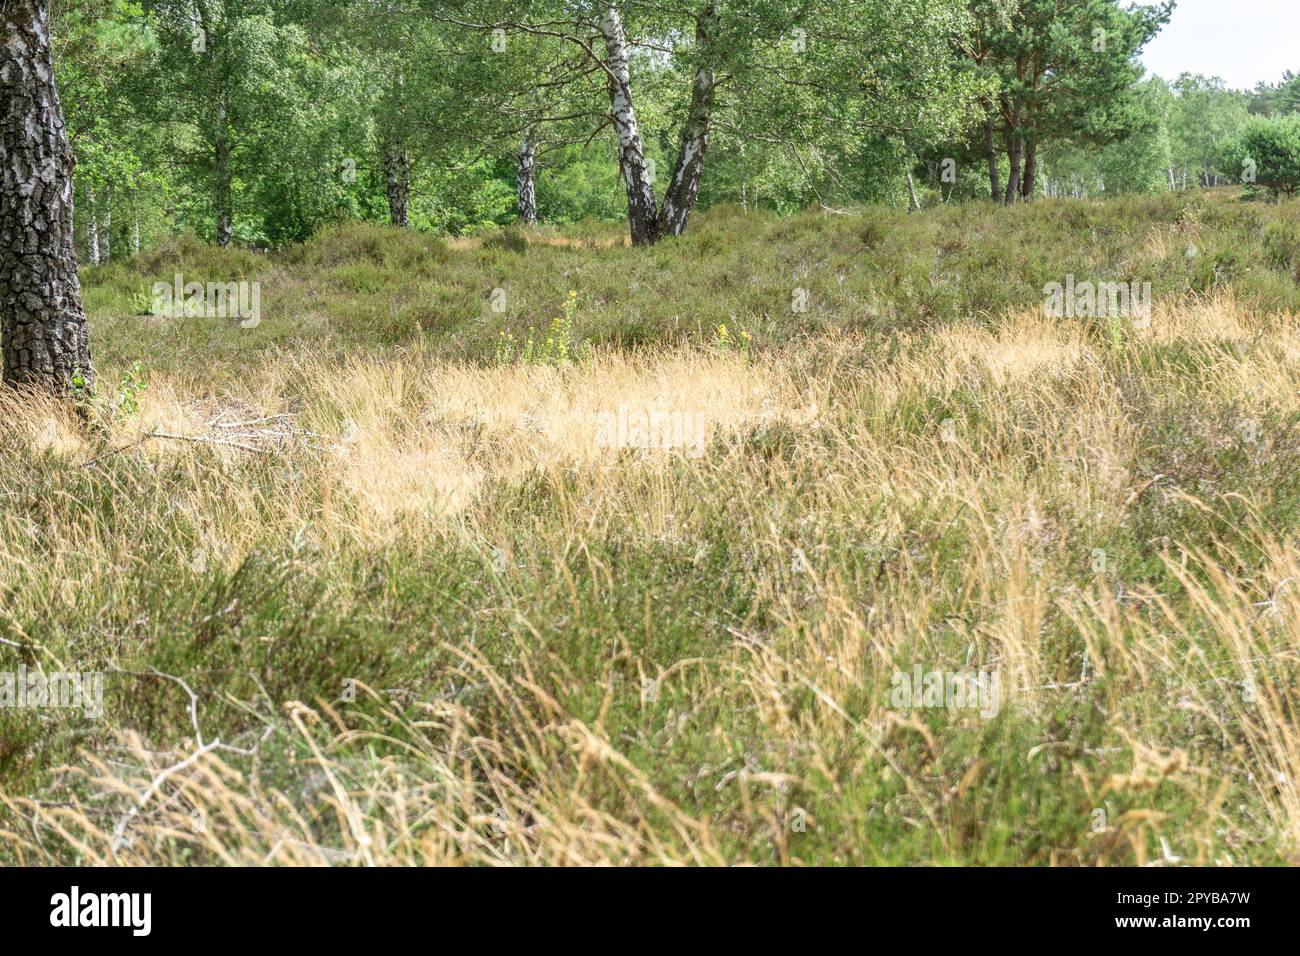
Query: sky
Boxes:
[{"xmin": 1140, "ymin": 0, "xmax": 1297, "ymax": 90}]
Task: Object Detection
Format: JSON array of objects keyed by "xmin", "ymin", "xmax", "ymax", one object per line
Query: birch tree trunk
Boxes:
[
  {"xmin": 516, "ymin": 129, "xmax": 538, "ymax": 225},
  {"xmin": 658, "ymin": 0, "xmax": 719, "ymax": 238},
  {"xmin": 905, "ymin": 170, "xmax": 921, "ymax": 212},
  {"xmin": 0, "ymin": 0, "xmax": 95, "ymax": 394},
  {"xmin": 100, "ymin": 192, "xmax": 111, "ymax": 261},
  {"xmin": 86, "ymin": 184, "xmax": 100, "ymax": 265},
  {"xmin": 383, "ymin": 140, "xmax": 411, "ymax": 228},
  {"xmin": 598, "ymin": 6, "xmax": 659, "ymax": 246}
]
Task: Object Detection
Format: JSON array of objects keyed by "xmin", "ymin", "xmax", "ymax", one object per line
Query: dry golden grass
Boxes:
[{"xmin": 3, "ymin": 293, "xmax": 1299, "ymax": 865}]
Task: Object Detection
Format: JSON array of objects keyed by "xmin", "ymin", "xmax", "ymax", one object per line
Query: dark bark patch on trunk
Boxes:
[
  {"xmin": 658, "ymin": 1, "xmax": 719, "ymax": 238},
  {"xmin": 1, "ymin": 0, "xmax": 95, "ymax": 395},
  {"xmin": 383, "ymin": 142, "xmax": 411, "ymax": 229},
  {"xmin": 517, "ymin": 133, "xmax": 538, "ymax": 225}
]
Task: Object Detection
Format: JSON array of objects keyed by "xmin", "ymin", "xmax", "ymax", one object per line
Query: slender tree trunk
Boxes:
[
  {"xmin": 906, "ymin": 170, "xmax": 921, "ymax": 212},
  {"xmin": 598, "ymin": 6, "xmax": 659, "ymax": 246},
  {"xmin": 132, "ymin": 217, "xmax": 141, "ymax": 255},
  {"xmin": 658, "ymin": 0, "xmax": 719, "ymax": 238},
  {"xmin": 214, "ymin": 96, "xmax": 233, "ymax": 247},
  {"xmin": 0, "ymin": 0, "xmax": 94, "ymax": 394},
  {"xmin": 516, "ymin": 129, "xmax": 538, "ymax": 225},
  {"xmin": 984, "ymin": 114, "xmax": 1000, "ymax": 202},
  {"xmin": 100, "ymin": 192, "xmax": 111, "ymax": 262},
  {"xmin": 86, "ymin": 185, "xmax": 100, "ymax": 265},
  {"xmin": 1020, "ymin": 140, "xmax": 1037, "ymax": 202},
  {"xmin": 1004, "ymin": 135, "xmax": 1022, "ymax": 205},
  {"xmin": 382, "ymin": 140, "xmax": 411, "ymax": 228},
  {"xmin": 194, "ymin": 2, "xmax": 232, "ymax": 247}
]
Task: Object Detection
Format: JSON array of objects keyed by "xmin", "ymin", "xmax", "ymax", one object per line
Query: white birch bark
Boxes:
[
  {"xmin": 100, "ymin": 193, "xmax": 111, "ymax": 261},
  {"xmin": 598, "ymin": 5, "xmax": 659, "ymax": 245},
  {"xmin": 86, "ymin": 184, "xmax": 100, "ymax": 265},
  {"xmin": 517, "ymin": 128, "xmax": 538, "ymax": 224}
]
